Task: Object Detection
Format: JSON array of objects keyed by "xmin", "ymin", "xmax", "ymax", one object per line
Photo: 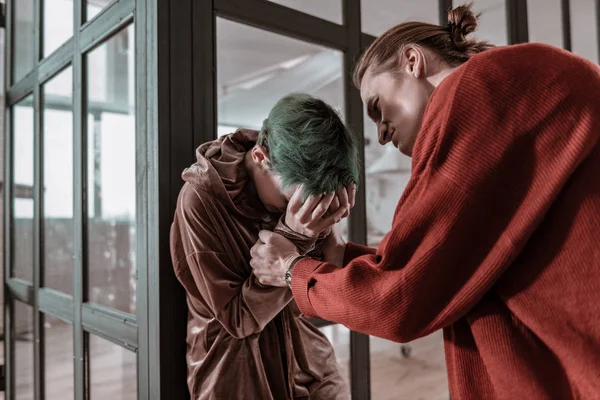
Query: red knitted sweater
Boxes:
[{"xmin": 292, "ymin": 43, "xmax": 600, "ymax": 399}]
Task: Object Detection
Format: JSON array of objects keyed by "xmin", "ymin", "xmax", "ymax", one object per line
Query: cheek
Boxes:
[
  {"xmin": 397, "ymin": 85, "xmax": 429, "ymax": 128},
  {"xmin": 282, "ymin": 184, "xmax": 298, "ymax": 201}
]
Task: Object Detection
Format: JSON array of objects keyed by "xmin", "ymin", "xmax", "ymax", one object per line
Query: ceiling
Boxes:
[
  {"xmin": 216, "ymin": 1, "xmax": 599, "ymax": 162},
  {"xmin": 9, "ymin": 0, "xmax": 600, "ymax": 171}
]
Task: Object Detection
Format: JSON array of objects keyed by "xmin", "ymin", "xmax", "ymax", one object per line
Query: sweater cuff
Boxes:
[
  {"xmin": 343, "ymin": 242, "xmax": 377, "ymax": 266},
  {"xmin": 291, "ymin": 257, "xmax": 322, "ymax": 318}
]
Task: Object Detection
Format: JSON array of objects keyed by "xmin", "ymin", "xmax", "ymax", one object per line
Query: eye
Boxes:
[{"xmin": 371, "ymin": 98, "xmax": 381, "ymax": 121}]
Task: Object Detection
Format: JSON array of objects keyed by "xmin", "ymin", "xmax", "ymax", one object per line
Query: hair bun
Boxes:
[{"xmin": 447, "ymin": 3, "xmax": 480, "ymax": 46}]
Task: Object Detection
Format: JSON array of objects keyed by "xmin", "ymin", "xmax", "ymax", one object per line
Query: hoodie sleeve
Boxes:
[
  {"xmin": 171, "ymin": 184, "xmax": 294, "ymax": 339},
  {"xmin": 271, "ymin": 216, "xmax": 328, "ymax": 318},
  {"xmin": 272, "ymin": 215, "xmax": 327, "ymax": 258}
]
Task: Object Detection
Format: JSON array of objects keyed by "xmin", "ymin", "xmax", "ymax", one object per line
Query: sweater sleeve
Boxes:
[
  {"xmin": 292, "ymin": 172, "xmax": 515, "ymax": 342},
  {"xmin": 343, "ymin": 242, "xmax": 376, "ymax": 266},
  {"xmin": 291, "ymin": 49, "xmax": 600, "ymax": 342}
]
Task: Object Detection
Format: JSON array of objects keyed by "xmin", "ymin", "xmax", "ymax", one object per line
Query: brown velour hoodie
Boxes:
[{"xmin": 170, "ymin": 129, "xmax": 349, "ymax": 399}]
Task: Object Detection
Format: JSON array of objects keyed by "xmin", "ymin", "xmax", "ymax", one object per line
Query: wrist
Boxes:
[
  {"xmin": 285, "ymin": 254, "xmax": 304, "ymax": 288},
  {"xmin": 334, "ymin": 243, "xmax": 346, "ymax": 266}
]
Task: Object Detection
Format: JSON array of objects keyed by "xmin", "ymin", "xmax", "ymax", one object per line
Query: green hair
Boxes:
[{"xmin": 257, "ymin": 93, "xmax": 360, "ymax": 196}]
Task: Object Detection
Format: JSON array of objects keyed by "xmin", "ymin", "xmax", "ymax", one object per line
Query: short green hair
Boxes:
[{"xmin": 257, "ymin": 93, "xmax": 360, "ymax": 196}]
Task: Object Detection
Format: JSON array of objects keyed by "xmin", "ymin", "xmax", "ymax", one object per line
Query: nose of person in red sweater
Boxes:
[{"xmin": 250, "ymin": 3, "xmax": 600, "ymax": 399}]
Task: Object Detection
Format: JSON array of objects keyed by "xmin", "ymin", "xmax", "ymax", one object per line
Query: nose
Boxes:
[{"xmin": 378, "ymin": 122, "xmax": 392, "ymax": 145}]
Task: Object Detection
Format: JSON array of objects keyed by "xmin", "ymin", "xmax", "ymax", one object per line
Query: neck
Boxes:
[{"xmin": 428, "ymin": 65, "xmax": 458, "ymax": 88}]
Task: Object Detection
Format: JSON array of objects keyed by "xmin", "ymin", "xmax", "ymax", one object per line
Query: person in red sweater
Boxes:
[{"xmin": 249, "ymin": 3, "xmax": 600, "ymax": 399}]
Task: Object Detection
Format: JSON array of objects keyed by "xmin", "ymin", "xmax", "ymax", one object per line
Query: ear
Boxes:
[
  {"xmin": 251, "ymin": 145, "xmax": 271, "ymax": 171},
  {"xmin": 401, "ymin": 45, "xmax": 426, "ymax": 79}
]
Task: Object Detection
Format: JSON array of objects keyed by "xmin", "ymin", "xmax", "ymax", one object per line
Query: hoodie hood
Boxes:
[{"xmin": 182, "ymin": 129, "xmax": 276, "ymax": 222}]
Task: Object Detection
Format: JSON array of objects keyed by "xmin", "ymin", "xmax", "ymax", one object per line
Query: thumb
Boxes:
[{"xmin": 258, "ymin": 230, "xmax": 274, "ymax": 244}]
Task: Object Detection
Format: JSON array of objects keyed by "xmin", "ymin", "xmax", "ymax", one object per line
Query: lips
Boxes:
[{"xmin": 379, "ymin": 130, "xmax": 388, "ymax": 143}]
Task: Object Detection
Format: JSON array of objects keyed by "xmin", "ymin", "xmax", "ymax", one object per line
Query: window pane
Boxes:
[
  {"xmin": 86, "ymin": 0, "xmax": 116, "ymax": 22},
  {"xmin": 453, "ymin": 0, "xmax": 507, "ymax": 46},
  {"xmin": 318, "ymin": 324, "xmax": 351, "ymax": 387},
  {"xmin": 43, "ymin": 67, "xmax": 74, "ymax": 293},
  {"xmin": 216, "ymin": 19, "xmax": 346, "ymax": 234},
  {"xmin": 89, "ymin": 335, "xmax": 136, "ymax": 399},
  {"xmin": 571, "ymin": 0, "xmax": 600, "ymax": 63},
  {"xmin": 364, "ymin": 112, "xmax": 411, "ymax": 248},
  {"xmin": 361, "ymin": 0, "xmax": 439, "ymax": 37},
  {"xmin": 13, "ymin": 96, "xmax": 35, "ymax": 281},
  {"xmin": 14, "ymin": 97, "xmax": 34, "ymax": 187},
  {"xmin": 371, "ymin": 332, "xmax": 448, "ymax": 399},
  {"xmin": 13, "ymin": 0, "xmax": 35, "ymax": 83},
  {"xmin": 15, "ymin": 302, "xmax": 34, "ymax": 400},
  {"xmin": 217, "ymin": 18, "xmax": 344, "ymax": 134},
  {"xmin": 527, "ymin": 0, "xmax": 563, "ymax": 48},
  {"xmin": 266, "ymin": 0, "xmax": 342, "ymax": 24},
  {"xmin": 364, "ymin": 114, "xmax": 449, "ymax": 397},
  {"xmin": 44, "ymin": 315, "xmax": 74, "ymax": 399},
  {"xmin": 43, "ymin": 0, "xmax": 74, "ymax": 57},
  {"xmin": 86, "ymin": 25, "xmax": 136, "ymax": 313}
]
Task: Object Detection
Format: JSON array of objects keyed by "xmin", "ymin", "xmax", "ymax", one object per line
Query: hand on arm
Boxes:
[
  {"xmin": 174, "ymin": 186, "xmax": 296, "ymax": 338},
  {"xmin": 250, "ymin": 183, "xmax": 356, "ymax": 286}
]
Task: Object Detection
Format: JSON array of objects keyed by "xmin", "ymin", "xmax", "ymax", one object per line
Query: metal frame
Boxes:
[
  {"xmin": 506, "ymin": 0, "xmax": 529, "ymax": 44},
  {"xmin": 439, "ymin": 0, "xmax": 453, "ymax": 25},
  {"xmin": 561, "ymin": 0, "xmax": 572, "ymax": 51},
  {"xmin": 32, "ymin": 0, "xmax": 44, "ymax": 397},
  {"xmin": 597, "ymin": 0, "xmax": 600, "ymax": 61},
  {"xmin": 3, "ymin": 0, "xmax": 15, "ymax": 394},
  {"xmin": 135, "ymin": 0, "xmax": 158, "ymax": 397},
  {"xmin": 343, "ymin": 0, "xmax": 371, "ymax": 398}
]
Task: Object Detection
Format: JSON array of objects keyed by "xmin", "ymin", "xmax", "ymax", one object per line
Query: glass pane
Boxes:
[
  {"xmin": 361, "ymin": 0, "xmax": 439, "ymax": 37},
  {"xmin": 216, "ymin": 18, "xmax": 346, "ymax": 236},
  {"xmin": 86, "ymin": 25, "xmax": 136, "ymax": 313},
  {"xmin": 527, "ymin": 0, "xmax": 563, "ymax": 48},
  {"xmin": 318, "ymin": 324, "xmax": 350, "ymax": 387},
  {"xmin": 13, "ymin": 0, "xmax": 35, "ymax": 83},
  {"xmin": 89, "ymin": 335, "xmax": 137, "ymax": 399},
  {"xmin": 44, "ymin": 315, "xmax": 74, "ymax": 399},
  {"xmin": 217, "ymin": 18, "xmax": 344, "ymax": 134},
  {"xmin": 86, "ymin": 0, "xmax": 116, "ymax": 22},
  {"xmin": 43, "ymin": 0, "xmax": 75, "ymax": 57},
  {"xmin": 364, "ymin": 108, "xmax": 411, "ymax": 248},
  {"xmin": 266, "ymin": 0, "xmax": 342, "ymax": 25},
  {"xmin": 364, "ymin": 112, "xmax": 448, "ymax": 396},
  {"xmin": 453, "ymin": 0, "xmax": 507, "ymax": 46},
  {"xmin": 571, "ymin": 0, "xmax": 600, "ymax": 63},
  {"xmin": 370, "ymin": 332, "xmax": 448, "ymax": 399},
  {"xmin": 43, "ymin": 67, "xmax": 74, "ymax": 293},
  {"xmin": 14, "ymin": 96, "xmax": 35, "ymax": 281},
  {"xmin": 15, "ymin": 302, "xmax": 34, "ymax": 400}
]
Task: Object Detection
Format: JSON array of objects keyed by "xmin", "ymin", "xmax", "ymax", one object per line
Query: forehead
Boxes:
[
  {"xmin": 360, "ymin": 69, "xmax": 383, "ymax": 103},
  {"xmin": 360, "ymin": 70, "xmax": 374, "ymax": 103}
]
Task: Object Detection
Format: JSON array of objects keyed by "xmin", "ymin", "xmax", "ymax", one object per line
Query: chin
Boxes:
[
  {"xmin": 396, "ymin": 135, "xmax": 414, "ymax": 157},
  {"xmin": 399, "ymin": 144, "xmax": 412, "ymax": 157}
]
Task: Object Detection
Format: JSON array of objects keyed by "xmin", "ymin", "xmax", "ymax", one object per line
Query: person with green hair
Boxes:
[{"xmin": 170, "ymin": 92, "xmax": 358, "ymax": 399}]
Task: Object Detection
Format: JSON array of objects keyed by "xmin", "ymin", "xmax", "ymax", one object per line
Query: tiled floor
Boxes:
[
  {"xmin": 321, "ymin": 325, "xmax": 449, "ymax": 400},
  {"xmin": 10, "ymin": 320, "xmax": 448, "ymax": 399}
]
